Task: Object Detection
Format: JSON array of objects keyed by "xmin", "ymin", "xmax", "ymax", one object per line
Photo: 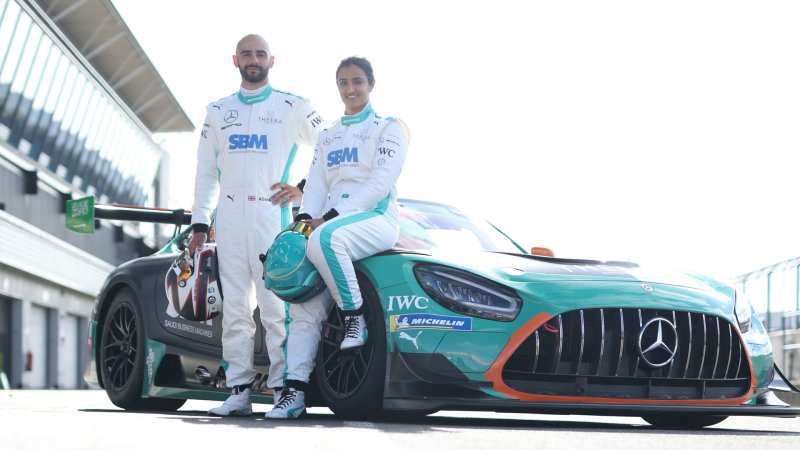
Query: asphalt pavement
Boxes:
[{"xmin": 1, "ymin": 389, "xmax": 799, "ymax": 450}]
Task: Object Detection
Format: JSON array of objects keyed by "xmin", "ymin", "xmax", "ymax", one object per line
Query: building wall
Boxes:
[
  {"xmin": 0, "ymin": 0, "xmax": 176, "ymax": 389},
  {"xmin": 0, "ymin": 0, "xmax": 164, "ymax": 207}
]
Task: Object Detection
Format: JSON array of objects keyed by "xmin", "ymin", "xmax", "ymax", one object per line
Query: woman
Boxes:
[{"xmin": 265, "ymin": 56, "xmax": 409, "ymax": 419}]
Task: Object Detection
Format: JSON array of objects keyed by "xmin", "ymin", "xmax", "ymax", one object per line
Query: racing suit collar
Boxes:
[
  {"xmin": 341, "ymin": 103, "xmax": 373, "ymax": 126},
  {"xmin": 237, "ymin": 84, "xmax": 274, "ymax": 104}
]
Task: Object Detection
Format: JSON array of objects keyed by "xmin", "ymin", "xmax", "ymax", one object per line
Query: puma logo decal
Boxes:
[
  {"xmin": 227, "ymin": 194, "xmax": 234, "ymax": 202},
  {"xmin": 398, "ymin": 330, "xmax": 422, "ymax": 350}
]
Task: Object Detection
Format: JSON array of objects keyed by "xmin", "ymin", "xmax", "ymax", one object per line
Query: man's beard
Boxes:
[{"xmin": 240, "ymin": 65, "xmax": 269, "ymax": 83}]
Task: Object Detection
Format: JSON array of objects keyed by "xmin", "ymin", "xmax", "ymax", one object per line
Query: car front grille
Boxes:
[{"xmin": 502, "ymin": 308, "xmax": 752, "ymax": 400}]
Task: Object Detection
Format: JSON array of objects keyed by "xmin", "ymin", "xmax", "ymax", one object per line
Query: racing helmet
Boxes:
[
  {"xmin": 164, "ymin": 243, "xmax": 223, "ymax": 321},
  {"xmin": 262, "ymin": 221, "xmax": 325, "ymax": 303}
]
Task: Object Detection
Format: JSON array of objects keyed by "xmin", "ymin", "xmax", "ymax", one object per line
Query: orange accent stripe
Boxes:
[{"xmin": 484, "ymin": 313, "xmax": 757, "ymax": 405}]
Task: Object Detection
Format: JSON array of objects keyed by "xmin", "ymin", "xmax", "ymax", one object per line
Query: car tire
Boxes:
[
  {"xmin": 99, "ymin": 288, "xmax": 186, "ymax": 411},
  {"xmin": 641, "ymin": 414, "xmax": 728, "ymax": 429},
  {"xmin": 315, "ymin": 274, "xmax": 385, "ymax": 419}
]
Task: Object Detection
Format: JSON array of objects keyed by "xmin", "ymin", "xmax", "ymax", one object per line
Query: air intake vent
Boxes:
[{"xmin": 502, "ymin": 308, "xmax": 751, "ymax": 400}]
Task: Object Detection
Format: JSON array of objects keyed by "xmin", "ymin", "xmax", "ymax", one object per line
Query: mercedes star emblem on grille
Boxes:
[{"xmin": 637, "ymin": 317, "xmax": 678, "ymax": 368}]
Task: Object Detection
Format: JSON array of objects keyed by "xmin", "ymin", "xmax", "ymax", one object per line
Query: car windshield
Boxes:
[
  {"xmin": 163, "ymin": 200, "xmax": 525, "ymax": 255},
  {"xmin": 395, "ymin": 200, "xmax": 524, "ymax": 254}
]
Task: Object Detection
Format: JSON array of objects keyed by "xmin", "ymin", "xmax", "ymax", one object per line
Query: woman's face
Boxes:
[{"xmin": 337, "ymin": 64, "xmax": 373, "ymax": 115}]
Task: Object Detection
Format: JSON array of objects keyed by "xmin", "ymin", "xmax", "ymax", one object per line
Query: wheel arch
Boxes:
[{"xmin": 92, "ymin": 278, "xmax": 145, "ymax": 390}]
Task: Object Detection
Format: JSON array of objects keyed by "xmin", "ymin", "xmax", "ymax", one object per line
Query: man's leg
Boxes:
[
  {"xmin": 208, "ymin": 243, "xmax": 257, "ymax": 416},
  {"xmin": 255, "ymin": 282, "xmax": 288, "ymax": 391}
]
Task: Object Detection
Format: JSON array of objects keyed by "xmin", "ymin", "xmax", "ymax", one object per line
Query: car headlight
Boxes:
[
  {"xmin": 413, "ymin": 264, "xmax": 522, "ymax": 321},
  {"xmin": 734, "ymin": 288, "xmax": 752, "ymax": 333}
]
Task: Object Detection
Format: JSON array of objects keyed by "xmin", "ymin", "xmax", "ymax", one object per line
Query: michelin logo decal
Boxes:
[{"xmin": 390, "ymin": 313, "xmax": 472, "ymax": 332}]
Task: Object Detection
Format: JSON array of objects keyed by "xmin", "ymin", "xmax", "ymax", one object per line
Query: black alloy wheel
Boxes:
[
  {"xmin": 316, "ymin": 274, "xmax": 386, "ymax": 419},
  {"xmin": 99, "ymin": 288, "xmax": 185, "ymax": 411},
  {"xmin": 102, "ymin": 295, "xmax": 138, "ymax": 394}
]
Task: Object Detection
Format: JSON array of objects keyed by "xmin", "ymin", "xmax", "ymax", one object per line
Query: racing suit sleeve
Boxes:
[
  {"xmin": 297, "ymin": 132, "xmax": 329, "ymax": 219},
  {"xmin": 334, "ymin": 119, "xmax": 410, "ymax": 215},
  {"xmin": 191, "ymin": 109, "xmax": 221, "ymax": 230},
  {"xmin": 292, "ymin": 99, "xmax": 324, "ymax": 147}
]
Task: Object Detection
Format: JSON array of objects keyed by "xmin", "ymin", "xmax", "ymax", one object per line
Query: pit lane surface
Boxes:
[{"xmin": 2, "ymin": 390, "xmax": 798, "ymax": 450}]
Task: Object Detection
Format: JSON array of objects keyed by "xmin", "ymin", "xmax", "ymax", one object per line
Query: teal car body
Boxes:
[{"xmin": 82, "ymin": 199, "xmax": 799, "ymax": 428}]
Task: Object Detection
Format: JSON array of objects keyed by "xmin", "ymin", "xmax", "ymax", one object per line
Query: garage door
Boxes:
[
  {"xmin": 0, "ymin": 297, "xmax": 9, "ymax": 377},
  {"xmin": 58, "ymin": 314, "xmax": 79, "ymax": 388},
  {"xmin": 23, "ymin": 305, "xmax": 47, "ymax": 388}
]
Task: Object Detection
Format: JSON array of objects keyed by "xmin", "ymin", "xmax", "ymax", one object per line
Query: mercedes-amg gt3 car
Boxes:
[{"xmin": 73, "ymin": 198, "xmax": 800, "ymax": 428}]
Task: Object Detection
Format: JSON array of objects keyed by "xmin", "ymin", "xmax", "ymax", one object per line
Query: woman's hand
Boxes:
[
  {"xmin": 303, "ymin": 218, "xmax": 325, "ymax": 229},
  {"xmin": 270, "ymin": 182, "xmax": 302, "ymax": 206}
]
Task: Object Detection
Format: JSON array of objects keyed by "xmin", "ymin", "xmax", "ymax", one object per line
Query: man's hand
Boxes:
[
  {"xmin": 270, "ymin": 182, "xmax": 302, "ymax": 206},
  {"xmin": 188, "ymin": 231, "xmax": 207, "ymax": 256}
]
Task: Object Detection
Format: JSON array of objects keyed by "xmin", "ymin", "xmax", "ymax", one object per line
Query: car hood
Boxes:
[
  {"xmin": 432, "ymin": 250, "xmax": 722, "ymax": 292},
  {"xmin": 435, "ymin": 251, "xmax": 735, "ymax": 317}
]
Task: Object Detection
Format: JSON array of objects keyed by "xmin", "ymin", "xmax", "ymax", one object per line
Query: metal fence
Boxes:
[
  {"xmin": 733, "ymin": 259, "xmax": 800, "ymax": 383},
  {"xmin": 733, "ymin": 256, "xmax": 800, "ymax": 332}
]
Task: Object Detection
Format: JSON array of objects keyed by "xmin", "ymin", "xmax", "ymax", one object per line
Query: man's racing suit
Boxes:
[
  {"xmin": 191, "ymin": 84, "xmax": 323, "ymax": 389},
  {"xmin": 284, "ymin": 104, "xmax": 409, "ymax": 384}
]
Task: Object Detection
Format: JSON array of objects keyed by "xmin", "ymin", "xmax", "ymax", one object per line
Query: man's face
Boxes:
[{"xmin": 234, "ymin": 37, "xmax": 272, "ymax": 84}]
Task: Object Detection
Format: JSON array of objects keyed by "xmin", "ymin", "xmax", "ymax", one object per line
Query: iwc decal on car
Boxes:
[
  {"xmin": 386, "ymin": 295, "xmax": 430, "ymax": 311},
  {"xmin": 390, "ymin": 313, "xmax": 472, "ymax": 331}
]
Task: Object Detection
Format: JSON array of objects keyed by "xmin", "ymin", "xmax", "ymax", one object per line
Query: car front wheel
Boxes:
[
  {"xmin": 99, "ymin": 288, "xmax": 185, "ymax": 411},
  {"xmin": 315, "ymin": 274, "xmax": 385, "ymax": 419}
]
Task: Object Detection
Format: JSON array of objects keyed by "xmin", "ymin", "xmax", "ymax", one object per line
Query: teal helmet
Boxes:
[{"xmin": 262, "ymin": 222, "xmax": 325, "ymax": 303}]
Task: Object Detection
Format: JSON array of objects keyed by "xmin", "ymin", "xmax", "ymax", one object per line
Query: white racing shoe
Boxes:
[
  {"xmin": 208, "ymin": 386, "xmax": 253, "ymax": 417},
  {"xmin": 272, "ymin": 388, "xmax": 282, "ymax": 406},
  {"xmin": 340, "ymin": 314, "xmax": 367, "ymax": 350},
  {"xmin": 264, "ymin": 387, "xmax": 306, "ymax": 419}
]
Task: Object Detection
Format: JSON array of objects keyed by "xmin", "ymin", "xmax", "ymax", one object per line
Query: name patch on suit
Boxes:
[
  {"xmin": 327, "ymin": 147, "xmax": 358, "ymax": 167},
  {"xmin": 228, "ymin": 134, "xmax": 268, "ymax": 151}
]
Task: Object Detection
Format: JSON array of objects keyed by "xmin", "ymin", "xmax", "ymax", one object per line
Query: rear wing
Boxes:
[{"xmin": 65, "ymin": 196, "xmax": 191, "ymax": 234}]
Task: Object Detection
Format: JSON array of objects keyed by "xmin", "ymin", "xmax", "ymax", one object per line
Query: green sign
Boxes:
[{"xmin": 66, "ymin": 196, "xmax": 95, "ymax": 234}]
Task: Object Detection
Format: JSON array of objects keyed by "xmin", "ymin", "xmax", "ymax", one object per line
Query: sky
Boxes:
[{"xmin": 111, "ymin": 0, "xmax": 800, "ymax": 280}]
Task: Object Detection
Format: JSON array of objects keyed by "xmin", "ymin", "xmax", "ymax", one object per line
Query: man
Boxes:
[{"xmin": 188, "ymin": 34, "xmax": 322, "ymax": 417}]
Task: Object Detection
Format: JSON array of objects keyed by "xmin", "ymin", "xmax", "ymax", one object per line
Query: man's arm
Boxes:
[
  {"xmin": 293, "ymin": 98, "xmax": 324, "ymax": 147},
  {"xmin": 189, "ymin": 110, "xmax": 221, "ymax": 254},
  {"xmin": 297, "ymin": 134, "xmax": 328, "ymax": 219}
]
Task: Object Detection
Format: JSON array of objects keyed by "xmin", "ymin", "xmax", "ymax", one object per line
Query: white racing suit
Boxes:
[
  {"xmin": 191, "ymin": 84, "xmax": 323, "ymax": 389},
  {"xmin": 285, "ymin": 104, "xmax": 409, "ymax": 384}
]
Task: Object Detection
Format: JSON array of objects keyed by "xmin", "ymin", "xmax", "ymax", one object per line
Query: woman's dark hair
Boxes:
[{"xmin": 336, "ymin": 56, "xmax": 374, "ymax": 85}]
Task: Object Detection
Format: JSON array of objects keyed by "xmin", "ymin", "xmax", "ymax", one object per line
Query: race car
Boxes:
[{"xmin": 72, "ymin": 198, "xmax": 800, "ymax": 428}]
